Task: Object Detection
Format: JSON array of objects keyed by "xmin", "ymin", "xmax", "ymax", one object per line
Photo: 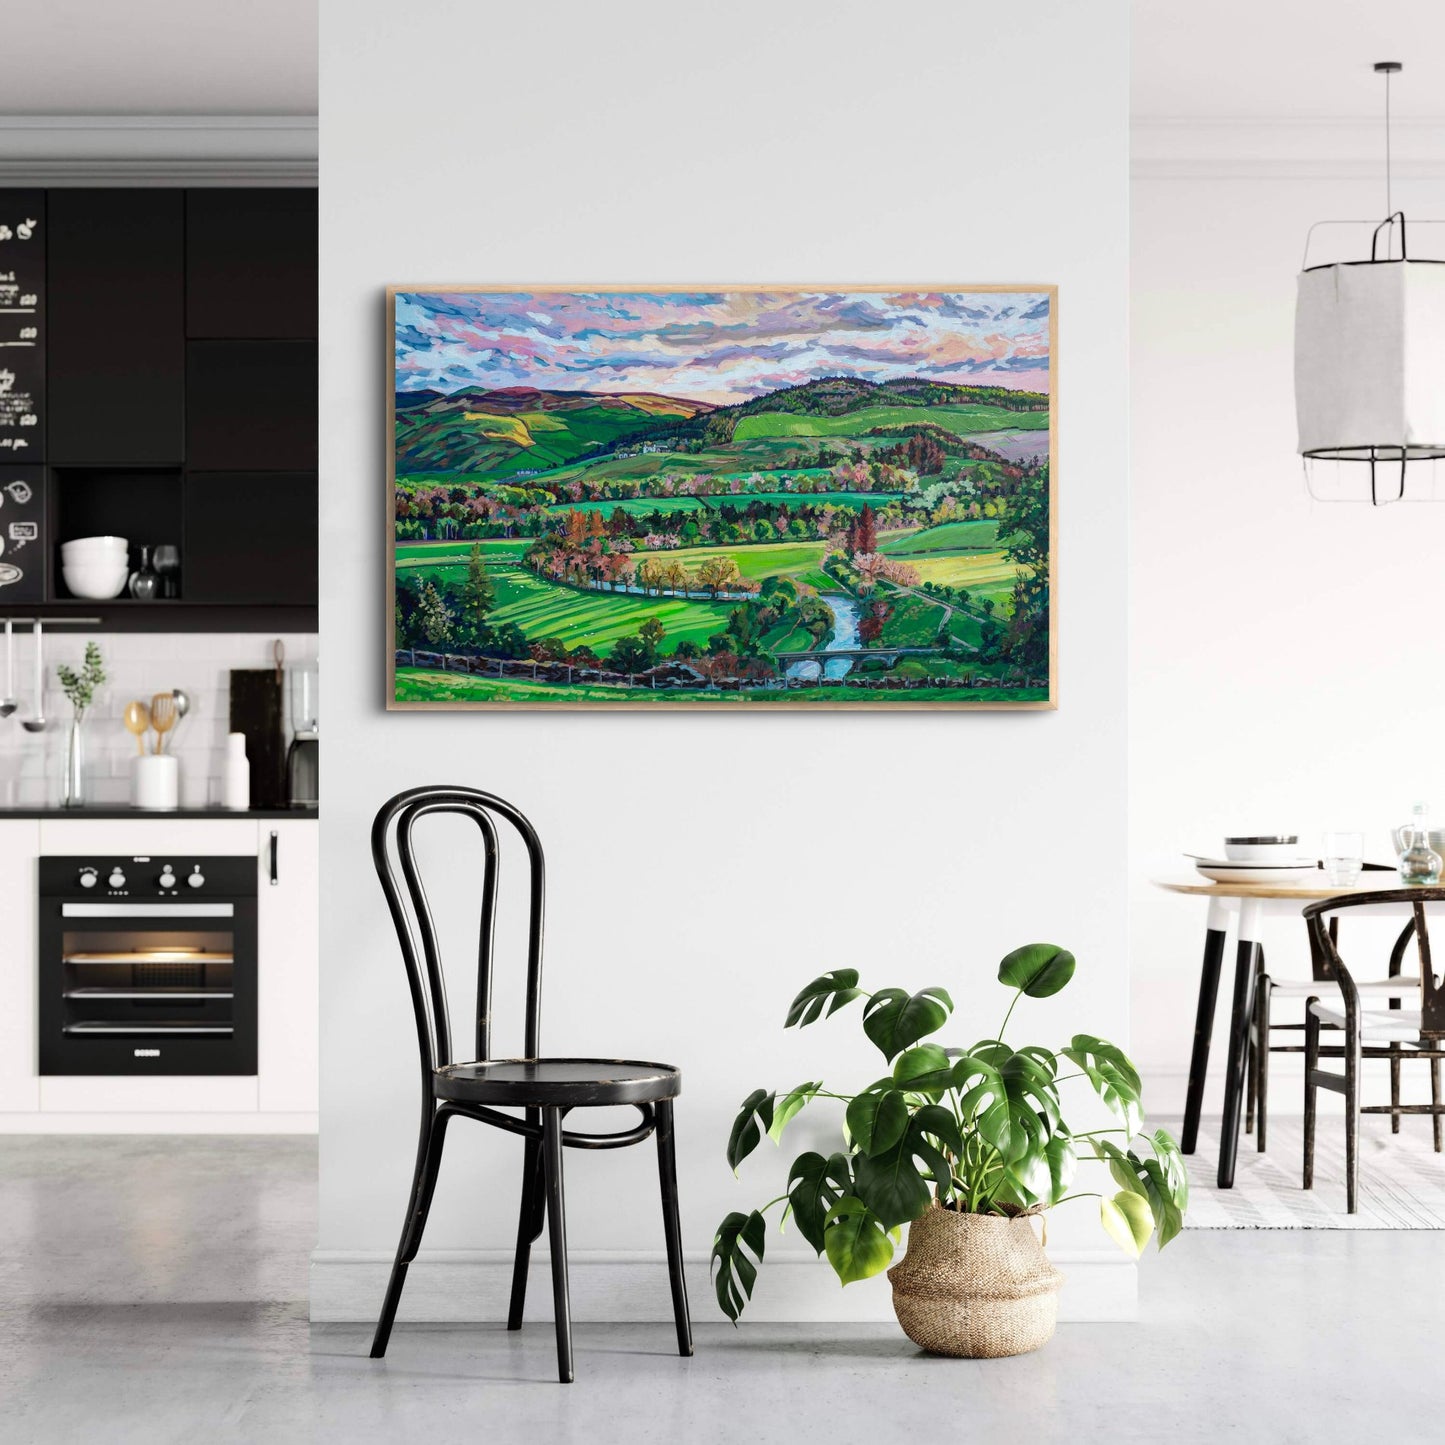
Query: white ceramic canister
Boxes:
[
  {"xmin": 133, "ymin": 754, "xmax": 180, "ymax": 811},
  {"xmin": 222, "ymin": 731, "xmax": 250, "ymax": 811}
]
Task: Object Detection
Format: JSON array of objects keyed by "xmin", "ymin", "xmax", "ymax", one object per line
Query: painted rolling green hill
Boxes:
[{"xmin": 394, "ymin": 386, "xmax": 712, "ymax": 477}]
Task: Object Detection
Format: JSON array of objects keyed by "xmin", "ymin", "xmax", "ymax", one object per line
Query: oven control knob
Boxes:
[
  {"xmin": 187, "ymin": 867, "xmax": 205, "ymax": 889},
  {"xmin": 158, "ymin": 868, "xmax": 177, "ymax": 889},
  {"xmin": 78, "ymin": 867, "xmax": 98, "ymax": 889},
  {"xmin": 108, "ymin": 869, "xmax": 126, "ymax": 889}
]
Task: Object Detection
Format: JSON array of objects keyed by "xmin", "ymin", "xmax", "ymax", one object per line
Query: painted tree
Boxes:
[
  {"xmin": 451, "ymin": 542, "xmax": 494, "ymax": 649},
  {"xmin": 856, "ymin": 503, "xmax": 878, "ymax": 557},
  {"xmin": 416, "ymin": 581, "xmax": 454, "ymax": 647},
  {"xmin": 638, "ymin": 616, "xmax": 666, "ymax": 663}
]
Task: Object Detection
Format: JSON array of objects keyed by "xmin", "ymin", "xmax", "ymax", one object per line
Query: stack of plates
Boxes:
[{"xmin": 1191, "ymin": 856, "xmax": 1317, "ymax": 885}]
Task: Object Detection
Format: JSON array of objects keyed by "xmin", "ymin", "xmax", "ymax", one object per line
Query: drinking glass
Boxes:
[
  {"xmin": 1323, "ymin": 831, "xmax": 1364, "ymax": 887},
  {"xmin": 153, "ymin": 544, "xmax": 181, "ymax": 600}
]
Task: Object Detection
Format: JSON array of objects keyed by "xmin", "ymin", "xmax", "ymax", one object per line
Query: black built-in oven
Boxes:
[{"xmin": 39, "ymin": 856, "xmax": 257, "ymax": 1075}]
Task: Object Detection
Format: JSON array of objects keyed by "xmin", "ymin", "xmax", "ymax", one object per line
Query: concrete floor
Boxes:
[{"xmin": 1, "ymin": 1137, "xmax": 1442, "ymax": 1443}]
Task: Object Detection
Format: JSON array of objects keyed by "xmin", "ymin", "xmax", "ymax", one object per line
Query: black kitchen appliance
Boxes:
[{"xmin": 39, "ymin": 855, "xmax": 257, "ymax": 1075}]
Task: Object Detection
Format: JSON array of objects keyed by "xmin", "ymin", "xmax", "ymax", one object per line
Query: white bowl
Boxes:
[
  {"xmin": 62, "ymin": 564, "xmax": 130, "ymax": 600},
  {"xmin": 1223, "ymin": 836, "xmax": 1301, "ymax": 862},
  {"xmin": 61, "ymin": 535, "xmax": 128, "ymax": 557}
]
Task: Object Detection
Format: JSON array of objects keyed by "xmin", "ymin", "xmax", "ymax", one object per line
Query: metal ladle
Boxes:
[
  {"xmin": 0, "ymin": 620, "xmax": 16, "ymax": 718},
  {"xmin": 21, "ymin": 621, "xmax": 46, "ymax": 733},
  {"xmin": 171, "ymin": 686, "xmax": 191, "ymax": 740}
]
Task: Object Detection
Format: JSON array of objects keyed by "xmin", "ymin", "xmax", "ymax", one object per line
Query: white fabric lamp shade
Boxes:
[{"xmin": 1295, "ymin": 260, "xmax": 1445, "ymax": 461}]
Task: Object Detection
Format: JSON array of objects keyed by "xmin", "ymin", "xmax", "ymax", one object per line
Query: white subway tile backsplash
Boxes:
[{"xmin": 0, "ymin": 631, "xmax": 316, "ymax": 808}]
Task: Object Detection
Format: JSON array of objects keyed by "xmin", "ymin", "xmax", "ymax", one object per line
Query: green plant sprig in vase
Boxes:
[
  {"xmin": 55, "ymin": 641, "xmax": 105, "ymax": 810},
  {"xmin": 712, "ymin": 944, "xmax": 1188, "ymax": 1328}
]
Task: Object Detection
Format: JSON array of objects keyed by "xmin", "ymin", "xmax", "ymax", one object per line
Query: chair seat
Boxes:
[
  {"xmin": 434, "ymin": 1057, "xmax": 682, "ymax": 1106},
  {"xmin": 1267, "ymin": 975, "xmax": 1420, "ymax": 999},
  {"xmin": 1308, "ymin": 1001, "xmax": 1425, "ymax": 1043}
]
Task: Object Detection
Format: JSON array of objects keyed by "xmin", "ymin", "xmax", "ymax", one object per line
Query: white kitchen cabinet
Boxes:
[
  {"xmin": 0, "ymin": 820, "xmax": 43, "ymax": 1112},
  {"xmin": 257, "ymin": 819, "xmax": 319, "ymax": 1113}
]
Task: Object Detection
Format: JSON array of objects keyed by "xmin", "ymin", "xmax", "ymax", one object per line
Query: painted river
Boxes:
[{"xmin": 786, "ymin": 592, "xmax": 861, "ymax": 681}]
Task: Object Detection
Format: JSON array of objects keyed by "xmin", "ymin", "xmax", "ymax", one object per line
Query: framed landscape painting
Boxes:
[{"xmin": 389, "ymin": 286, "xmax": 1055, "ymax": 709}]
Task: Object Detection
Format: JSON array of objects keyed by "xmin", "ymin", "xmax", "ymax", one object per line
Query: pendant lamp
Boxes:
[{"xmin": 1295, "ymin": 62, "xmax": 1445, "ymax": 504}]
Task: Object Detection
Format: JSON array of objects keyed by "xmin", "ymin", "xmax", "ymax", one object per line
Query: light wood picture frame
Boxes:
[{"xmin": 387, "ymin": 285, "xmax": 1056, "ymax": 710}]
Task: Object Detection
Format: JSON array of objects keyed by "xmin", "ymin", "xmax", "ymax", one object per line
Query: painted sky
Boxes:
[{"xmin": 395, "ymin": 290, "xmax": 1051, "ymax": 406}]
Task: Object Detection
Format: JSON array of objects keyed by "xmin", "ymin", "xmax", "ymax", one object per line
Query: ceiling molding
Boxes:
[
  {"xmin": 1132, "ymin": 117, "xmax": 1445, "ymax": 180},
  {"xmin": 0, "ymin": 114, "xmax": 317, "ymax": 185}
]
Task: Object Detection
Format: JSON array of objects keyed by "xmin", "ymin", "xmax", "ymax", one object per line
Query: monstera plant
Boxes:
[{"xmin": 712, "ymin": 945, "xmax": 1188, "ymax": 1322}]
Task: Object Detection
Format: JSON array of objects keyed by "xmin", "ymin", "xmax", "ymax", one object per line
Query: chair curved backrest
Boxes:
[
  {"xmin": 1304, "ymin": 887, "xmax": 1445, "ymax": 1035},
  {"xmin": 373, "ymin": 785, "xmax": 547, "ymax": 1079}
]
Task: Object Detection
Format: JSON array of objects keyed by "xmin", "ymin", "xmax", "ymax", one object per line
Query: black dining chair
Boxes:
[
  {"xmin": 1303, "ymin": 887, "xmax": 1445, "ymax": 1213},
  {"xmin": 369, "ymin": 784, "xmax": 693, "ymax": 1382}
]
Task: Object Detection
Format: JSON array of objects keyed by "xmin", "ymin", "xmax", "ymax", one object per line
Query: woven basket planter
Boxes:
[{"xmin": 886, "ymin": 1201, "xmax": 1064, "ymax": 1357}]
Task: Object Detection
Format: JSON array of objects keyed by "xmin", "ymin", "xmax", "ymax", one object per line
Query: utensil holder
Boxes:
[{"xmin": 133, "ymin": 754, "xmax": 179, "ymax": 811}]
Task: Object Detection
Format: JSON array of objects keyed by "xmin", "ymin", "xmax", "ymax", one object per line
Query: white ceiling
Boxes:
[
  {"xmin": 0, "ymin": 0, "xmax": 316, "ymax": 115},
  {"xmin": 1133, "ymin": 0, "xmax": 1445, "ymax": 120}
]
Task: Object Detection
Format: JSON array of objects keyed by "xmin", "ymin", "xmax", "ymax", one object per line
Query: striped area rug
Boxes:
[{"xmin": 1181, "ymin": 1117, "xmax": 1445, "ymax": 1229}]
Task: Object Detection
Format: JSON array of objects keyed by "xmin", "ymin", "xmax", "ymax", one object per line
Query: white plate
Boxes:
[
  {"xmin": 1194, "ymin": 863, "xmax": 1318, "ymax": 885},
  {"xmin": 1190, "ymin": 855, "xmax": 1315, "ymax": 870}
]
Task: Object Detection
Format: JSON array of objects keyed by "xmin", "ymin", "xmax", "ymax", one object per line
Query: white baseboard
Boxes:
[
  {"xmin": 310, "ymin": 1248, "xmax": 1136, "ymax": 1324},
  {"xmin": 0, "ymin": 1111, "xmax": 317, "ymax": 1134}
]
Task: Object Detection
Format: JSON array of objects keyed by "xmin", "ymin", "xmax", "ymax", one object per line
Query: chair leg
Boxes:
[
  {"xmin": 654, "ymin": 1099, "xmax": 694, "ymax": 1357},
  {"xmin": 1303, "ymin": 1006, "xmax": 1319, "ymax": 1191},
  {"xmin": 371, "ymin": 1106, "xmax": 452, "ymax": 1359},
  {"xmin": 542, "ymin": 1107, "xmax": 574, "ymax": 1383},
  {"xmin": 507, "ymin": 1122, "xmax": 546, "ymax": 1330},
  {"xmin": 1390, "ymin": 1045, "xmax": 1402, "ymax": 1134},
  {"xmin": 1255, "ymin": 981, "xmax": 1272, "ymax": 1152},
  {"xmin": 1344, "ymin": 1029, "xmax": 1360, "ymax": 1216},
  {"xmin": 1433, "ymin": 1056, "xmax": 1443, "ymax": 1154}
]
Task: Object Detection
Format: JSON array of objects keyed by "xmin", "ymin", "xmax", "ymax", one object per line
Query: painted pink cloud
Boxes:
[{"xmin": 395, "ymin": 290, "xmax": 1051, "ymax": 405}]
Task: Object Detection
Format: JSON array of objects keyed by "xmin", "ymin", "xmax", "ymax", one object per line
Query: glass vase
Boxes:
[{"xmin": 63, "ymin": 712, "xmax": 85, "ymax": 809}]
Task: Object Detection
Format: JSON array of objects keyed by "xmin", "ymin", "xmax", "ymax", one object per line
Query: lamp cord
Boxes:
[{"xmin": 1385, "ymin": 66, "xmax": 1393, "ymax": 223}]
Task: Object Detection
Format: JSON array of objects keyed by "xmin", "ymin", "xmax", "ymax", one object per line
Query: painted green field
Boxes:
[
  {"xmin": 904, "ymin": 549, "xmax": 1020, "ymax": 593},
  {"xmin": 404, "ymin": 562, "xmax": 733, "ymax": 655},
  {"xmin": 544, "ymin": 496, "xmax": 705, "ymax": 516},
  {"xmin": 653, "ymin": 541, "xmax": 829, "ymax": 587},
  {"xmin": 396, "ymin": 539, "xmax": 534, "ymax": 565},
  {"xmin": 700, "ymin": 490, "xmax": 908, "ymax": 511},
  {"xmin": 734, "ymin": 404, "xmax": 1049, "ymax": 442},
  {"xmin": 881, "ymin": 519, "xmax": 1002, "ymax": 556},
  {"xmin": 395, "ymin": 669, "xmax": 1046, "ymax": 705}
]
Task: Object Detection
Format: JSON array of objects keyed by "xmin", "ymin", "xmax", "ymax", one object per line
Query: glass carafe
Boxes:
[{"xmin": 1398, "ymin": 803, "xmax": 1442, "ymax": 885}]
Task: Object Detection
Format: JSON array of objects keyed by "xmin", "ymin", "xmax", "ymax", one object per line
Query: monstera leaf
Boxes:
[
  {"xmin": 785, "ymin": 970, "xmax": 863, "ymax": 1028},
  {"xmin": 952, "ymin": 1044, "xmax": 1059, "ymax": 1163},
  {"xmin": 890, "ymin": 1043, "xmax": 954, "ymax": 1098},
  {"xmin": 845, "ymin": 1088, "xmax": 909, "ymax": 1155},
  {"xmin": 998, "ymin": 943, "xmax": 1076, "ymax": 998},
  {"xmin": 726, "ymin": 1089, "xmax": 774, "ymax": 1173},
  {"xmin": 786, "ymin": 1151, "xmax": 853, "ymax": 1255},
  {"xmin": 1100, "ymin": 1191, "xmax": 1153, "ymax": 1258},
  {"xmin": 768, "ymin": 1081, "xmax": 820, "ymax": 1143},
  {"xmin": 711, "ymin": 1209, "xmax": 766, "ymax": 1322},
  {"xmin": 862, "ymin": 986, "xmax": 954, "ymax": 1061},
  {"xmin": 853, "ymin": 1112, "xmax": 958, "ymax": 1226},
  {"xmin": 1062, "ymin": 1034, "xmax": 1144, "ymax": 1135},
  {"xmin": 1096, "ymin": 1132, "xmax": 1188, "ymax": 1248},
  {"xmin": 822, "ymin": 1196, "xmax": 895, "ymax": 1283}
]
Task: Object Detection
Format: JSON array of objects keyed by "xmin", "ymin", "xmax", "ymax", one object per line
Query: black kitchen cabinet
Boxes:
[
  {"xmin": 186, "ymin": 190, "xmax": 317, "ymax": 339},
  {"xmin": 186, "ymin": 341, "xmax": 318, "ymax": 471},
  {"xmin": 46, "ymin": 190, "xmax": 185, "ymax": 466},
  {"xmin": 184, "ymin": 472, "xmax": 318, "ymax": 605}
]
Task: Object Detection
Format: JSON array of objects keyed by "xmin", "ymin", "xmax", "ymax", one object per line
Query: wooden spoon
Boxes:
[
  {"xmin": 124, "ymin": 700, "xmax": 150, "ymax": 756},
  {"xmin": 149, "ymin": 692, "xmax": 176, "ymax": 755}
]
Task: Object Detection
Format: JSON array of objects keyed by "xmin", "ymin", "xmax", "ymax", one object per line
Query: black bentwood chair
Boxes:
[
  {"xmin": 369, "ymin": 785, "xmax": 693, "ymax": 1382},
  {"xmin": 1303, "ymin": 888, "xmax": 1445, "ymax": 1214}
]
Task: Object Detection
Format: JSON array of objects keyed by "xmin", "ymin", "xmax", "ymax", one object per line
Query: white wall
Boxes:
[
  {"xmin": 1131, "ymin": 135, "xmax": 1445, "ymax": 1114},
  {"xmin": 315, "ymin": 0, "xmax": 1132, "ymax": 1323}
]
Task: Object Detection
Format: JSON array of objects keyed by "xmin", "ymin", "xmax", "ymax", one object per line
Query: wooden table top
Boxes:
[{"xmin": 1153, "ymin": 872, "xmax": 1413, "ymax": 900}]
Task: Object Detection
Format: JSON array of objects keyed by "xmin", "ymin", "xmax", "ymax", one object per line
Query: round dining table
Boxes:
[{"xmin": 1154, "ymin": 870, "xmax": 1419, "ymax": 1188}]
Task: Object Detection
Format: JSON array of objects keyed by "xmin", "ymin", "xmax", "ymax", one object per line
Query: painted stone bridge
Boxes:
[{"xmin": 771, "ymin": 646, "xmax": 942, "ymax": 667}]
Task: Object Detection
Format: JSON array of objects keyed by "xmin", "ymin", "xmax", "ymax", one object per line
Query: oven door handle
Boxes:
[
  {"xmin": 268, "ymin": 830, "xmax": 279, "ymax": 887},
  {"xmin": 59, "ymin": 903, "xmax": 236, "ymax": 918}
]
